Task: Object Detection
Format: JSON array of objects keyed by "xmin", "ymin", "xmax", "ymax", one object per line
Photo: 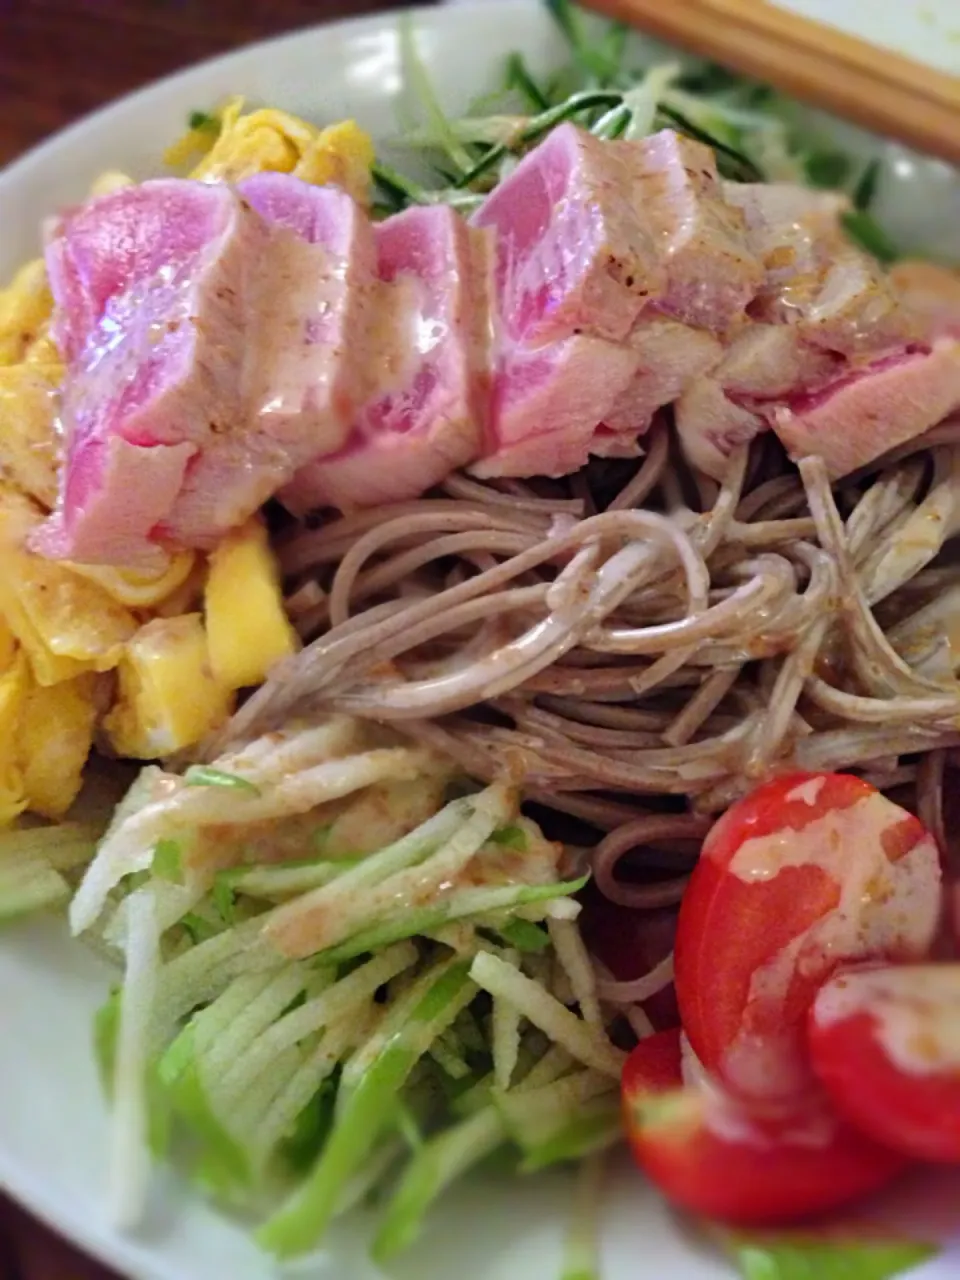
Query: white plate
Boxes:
[{"xmin": 0, "ymin": 5, "xmax": 959, "ymax": 1278}]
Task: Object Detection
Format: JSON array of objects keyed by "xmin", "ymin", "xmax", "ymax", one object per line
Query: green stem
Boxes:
[
  {"xmin": 257, "ymin": 960, "xmax": 475, "ymax": 1258},
  {"xmin": 374, "ymin": 1107, "xmax": 506, "ymax": 1262}
]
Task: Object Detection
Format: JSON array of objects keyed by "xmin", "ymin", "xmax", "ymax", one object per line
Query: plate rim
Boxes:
[{"xmin": 0, "ymin": 5, "xmax": 957, "ymax": 1279}]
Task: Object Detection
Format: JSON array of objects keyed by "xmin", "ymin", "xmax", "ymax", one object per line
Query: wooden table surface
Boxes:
[{"xmin": 0, "ymin": 3, "xmax": 425, "ymax": 1272}]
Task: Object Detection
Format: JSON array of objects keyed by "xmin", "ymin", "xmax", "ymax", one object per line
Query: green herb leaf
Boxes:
[
  {"xmin": 854, "ymin": 157, "xmax": 881, "ymax": 210},
  {"xmin": 726, "ymin": 1233, "xmax": 938, "ymax": 1280},
  {"xmin": 678, "ymin": 63, "xmax": 743, "ymax": 96},
  {"xmin": 804, "ymin": 150, "xmax": 852, "ymax": 189},
  {"xmin": 93, "ymin": 988, "xmax": 121, "ymax": 1096},
  {"xmin": 505, "ymin": 52, "xmax": 550, "ymax": 112},
  {"xmin": 544, "ymin": 0, "xmax": 624, "ymax": 85},
  {"xmin": 496, "ymin": 919, "xmax": 551, "ymax": 952},
  {"xmin": 151, "ymin": 837, "xmax": 183, "ymax": 883},
  {"xmin": 372, "ymin": 161, "xmax": 436, "ymax": 208},
  {"xmin": 280, "ymin": 1075, "xmax": 338, "ymax": 1174},
  {"xmin": 212, "ymin": 874, "xmax": 237, "ymax": 925},
  {"xmin": 188, "ymin": 109, "xmax": 219, "ymax": 132},
  {"xmin": 841, "ymin": 210, "xmax": 900, "ymax": 264},
  {"xmin": 183, "ymin": 766, "xmax": 261, "ymax": 795},
  {"xmin": 490, "ymin": 824, "xmax": 528, "ymax": 852},
  {"xmin": 398, "ymin": 13, "xmax": 475, "ymax": 174},
  {"xmin": 591, "ymin": 103, "xmax": 632, "ymax": 140},
  {"xmin": 181, "ymin": 911, "xmax": 222, "ymax": 943},
  {"xmin": 395, "ymin": 1099, "xmax": 425, "ymax": 1151}
]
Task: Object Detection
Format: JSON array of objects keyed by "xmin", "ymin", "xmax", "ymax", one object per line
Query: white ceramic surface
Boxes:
[
  {"xmin": 779, "ymin": 0, "xmax": 960, "ymax": 76},
  {"xmin": 0, "ymin": 5, "xmax": 959, "ymax": 1278}
]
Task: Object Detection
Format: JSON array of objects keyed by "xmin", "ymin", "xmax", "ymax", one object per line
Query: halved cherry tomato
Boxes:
[
  {"xmin": 674, "ymin": 772, "xmax": 942, "ymax": 1111},
  {"xmin": 808, "ymin": 963, "xmax": 960, "ymax": 1163},
  {"xmin": 622, "ymin": 1028, "xmax": 907, "ymax": 1225}
]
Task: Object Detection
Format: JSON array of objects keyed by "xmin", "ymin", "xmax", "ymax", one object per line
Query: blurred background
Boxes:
[{"xmin": 1, "ymin": 0, "xmax": 426, "ymax": 165}]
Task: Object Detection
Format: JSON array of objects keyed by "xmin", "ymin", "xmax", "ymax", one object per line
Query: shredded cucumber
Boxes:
[{"xmin": 85, "ymin": 756, "xmax": 617, "ymax": 1270}]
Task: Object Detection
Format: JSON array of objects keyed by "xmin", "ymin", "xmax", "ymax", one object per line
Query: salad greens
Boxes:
[
  {"xmin": 725, "ymin": 1232, "xmax": 938, "ymax": 1280},
  {"xmin": 382, "ymin": 0, "xmax": 898, "ymax": 261},
  {"xmin": 0, "ymin": 821, "xmax": 99, "ymax": 920},
  {"xmin": 95, "ymin": 778, "xmax": 620, "ymax": 1263}
]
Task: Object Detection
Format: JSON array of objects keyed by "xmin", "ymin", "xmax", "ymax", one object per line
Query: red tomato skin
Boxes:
[
  {"xmin": 626, "ymin": 1095, "xmax": 907, "ymax": 1226},
  {"xmin": 622, "ymin": 1027, "xmax": 684, "ymax": 1093},
  {"xmin": 674, "ymin": 772, "xmax": 939, "ymax": 1109},
  {"xmin": 809, "ymin": 966, "xmax": 960, "ymax": 1163},
  {"xmin": 622, "ymin": 1028, "xmax": 907, "ymax": 1226}
]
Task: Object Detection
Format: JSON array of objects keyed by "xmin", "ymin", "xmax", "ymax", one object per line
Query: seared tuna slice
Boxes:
[{"xmin": 282, "ymin": 205, "xmax": 489, "ymax": 511}]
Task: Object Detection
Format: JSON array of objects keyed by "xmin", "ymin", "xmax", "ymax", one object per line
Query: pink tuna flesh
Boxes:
[
  {"xmin": 622, "ymin": 132, "xmax": 762, "ymax": 332},
  {"xmin": 34, "ymin": 180, "xmax": 263, "ymax": 566},
  {"xmin": 44, "ymin": 179, "xmax": 246, "ymax": 365},
  {"xmin": 36, "ymin": 175, "xmax": 382, "ymax": 563},
  {"xmin": 604, "ymin": 317, "xmax": 722, "ymax": 435},
  {"xmin": 470, "ymin": 335, "xmax": 640, "ymax": 479},
  {"xmin": 773, "ymin": 340, "xmax": 960, "ymax": 477},
  {"xmin": 471, "ymin": 122, "xmax": 664, "ymax": 345},
  {"xmin": 282, "ymin": 205, "xmax": 490, "ymax": 512},
  {"xmin": 163, "ymin": 174, "xmax": 380, "ymax": 539}
]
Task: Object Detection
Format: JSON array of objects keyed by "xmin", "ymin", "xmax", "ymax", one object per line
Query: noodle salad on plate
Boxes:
[{"xmin": 0, "ymin": 3, "xmax": 959, "ymax": 1276}]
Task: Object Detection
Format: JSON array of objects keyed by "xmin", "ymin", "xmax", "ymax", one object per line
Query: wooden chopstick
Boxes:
[{"xmin": 582, "ymin": 0, "xmax": 960, "ymax": 167}]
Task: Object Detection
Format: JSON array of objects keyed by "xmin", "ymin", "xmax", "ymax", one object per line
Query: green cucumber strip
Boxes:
[
  {"xmin": 183, "ymin": 766, "xmax": 261, "ymax": 795},
  {"xmin": 520, "ymin": 1094, "xmax": 622, "ymax": 1172},
  {"xmin": 395, "ymin": 1099, "xmax": 425, "ymax": 1151},
  {"xmin": 151, "ymin": 838, "xmax": 183, "ymax": 884},
  {"xmin": 95, "ymin": 989, "xmax": 169, "ymax": 1157},
  {"xmin": 97, "ymin": 988, "xmax": 175, "ymax": 1162},
  {"xmin": 257, "ymin": 960, "xmax": 475, "ymax": 1258},
  {"xmin": 280, "ymin": 1074, "xmax": 338, "ymax": 1174},
  {"xmin": 470, "ymin": 950, "xmax": 624, "ymax": 1078},
  {"xmin": 217, "ymin": 856, "xmax": 361, "ymax": 903},
  {"xmin": 495, "ymin": 1071, "xmax": 615, "ymax": 1150},
  {"xmin": 429, "ymin": 1030, "xmax": 472, "ymax": 1081},
  {"xmin": 560, "ymin": 1154, "xmax": 605, "ymax": 1280},
  {"xmin": 453, "ymin": 1007, "xmax": 488, "ymax": 1056},
  {"xmin": 0, "ymin": 859, "xmax": 70, "ymax": 920},
  {"xmin": 158, "ymin": 1023, "xmax": 251, "ymax": 1190},
  {"xmin": 374, "ymin": 1106, "xmax": 506, "ymax": 1262},
  {"xmin": 725, "ymin": 1233, "xmax": 938, "ymax": 1280},
  {"xmin": 0, "ymin": 821, "xmax": 99, "ymax": 871},
  {"xmin": 282, "ymin": 796, "xmax": 472, "ymax": 906},
  {"xmin": 212, "ymin": 874, "xmax": 236, "ymax": 924},
  {"xmin": 495, "ymin": 919, "xmax": 552, "ymax": 952},
  {"xmin": 489, "ymin": 824, "xmax": 528, "ymax": 851},
  {"xmin": 210, "ymin": 944, "xmax": 415, "ymax": 1114},
  {"xmin": 317, "ymin": 876, "xmax": 586, "ymax": 964},
  {"xmin": 180, "ymin": 911, "xmax": 222, "ymax": 943}
]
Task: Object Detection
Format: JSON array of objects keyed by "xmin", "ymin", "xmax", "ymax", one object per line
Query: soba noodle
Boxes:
[{"xmin": 213, "ymin": 419, "xmax": 960, "ymax": 900}]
